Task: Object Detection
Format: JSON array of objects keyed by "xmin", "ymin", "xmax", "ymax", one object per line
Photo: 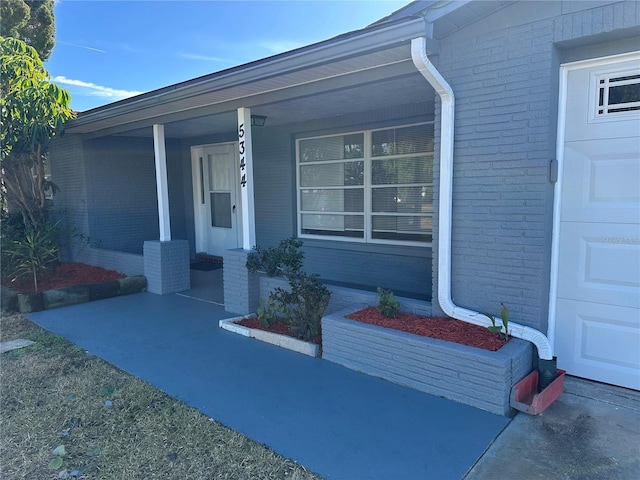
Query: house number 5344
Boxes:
[{"xmin": 238, "ymin": 123, "xmax": 247, "ymax": 187}]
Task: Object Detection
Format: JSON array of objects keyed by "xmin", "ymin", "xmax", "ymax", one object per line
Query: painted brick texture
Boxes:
[
  {"xmin": 553, "ymin": 0, "xmax": 639, "ymax": 42},
  {"xmin": 322, "ymin": 310, "xmax": 533, "ymax": 416},
  {"xmin": 223, "ymin": 249, "xmax": 260, "ymax": 315},
  {"xmin": 431, "ymin": 0, "xmax": 637, "ymax": 331},
  {"xmin": 434, "ymin": 8, "xmax": 560, "ymax": 331},
  {"xmin": 143, "ymin": 240, "xmax": 190, "ymax": 294},
  {"xmin": 50, "ymin": 134, "xmax": 90, "ymax": 261},
  {"xmin": 84, "ymin": 136, "xmax": 186, "ymax": 256},
  {"xmin": 259, "ymin": 276, "xmax": 432, "ymax": 317},
  {"xmin": 85, "ymin": 137, "xmax": 159, "ymax": 254}
]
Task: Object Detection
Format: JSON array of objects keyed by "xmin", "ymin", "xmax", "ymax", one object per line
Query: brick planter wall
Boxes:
[
  {"xmin": 3, "ymin": 276, "xmax": 147, "ymax": 314},
  {"xmin": 322, "ymin": 308, "xmax": 533, "ymax": 416}
]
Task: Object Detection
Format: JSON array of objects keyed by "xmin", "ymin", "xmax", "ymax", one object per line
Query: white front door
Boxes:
[
  {"xmin": 192, "ymin": 143, "xmax": 241, "ymax": 256},
  {"xmin": 553, "ymin": 53, "xmax": 640, "ymax": 390}
]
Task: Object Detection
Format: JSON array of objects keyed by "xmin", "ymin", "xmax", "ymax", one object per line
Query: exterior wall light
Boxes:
[{"xmin": 250, "ymin": 115, "xmax": 267, "ymax": 127}]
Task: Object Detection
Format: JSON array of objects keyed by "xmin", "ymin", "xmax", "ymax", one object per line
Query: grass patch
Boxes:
[{"xmin": 0, "ymin": 312, "xmax": 322, "ymax": 479}]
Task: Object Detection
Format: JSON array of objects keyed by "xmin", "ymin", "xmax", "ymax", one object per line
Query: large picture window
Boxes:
[{"xmin": 297, "ymin": 123, "xmax": 434, "ymax": 245}]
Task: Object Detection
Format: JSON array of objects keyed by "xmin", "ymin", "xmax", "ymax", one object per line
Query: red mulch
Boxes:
[
  {"xmin": 236, "ymin": 306, "xmax": 507, "ymax": 352},
  {"xmin": 236, "ymin": 317, "xmax": 322, "ymax": 346},
  {"xmin": 2, "ymin": 262, "xmax": 126, "ymax": 294},
  {"xmin": 346, "ymin": 306, "xmax": 507, "ymax": 351}
]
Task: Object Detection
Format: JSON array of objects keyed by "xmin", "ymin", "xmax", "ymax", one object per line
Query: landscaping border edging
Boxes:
[
  {"xmin": 322, "ymin": 307, "xmax": 534, "ymax": 416},
  {"xmin": 2, "ymin": 276, "xmax": 147, "ymax": 314},
  {"xmin": 219, "ymin": 316, "xmax": 320, "ymax": 358}
]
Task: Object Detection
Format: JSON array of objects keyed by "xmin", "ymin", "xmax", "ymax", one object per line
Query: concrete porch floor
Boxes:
[{"xmin": 176, "ymin": 268, "xmax": 224, "ymax": 305}]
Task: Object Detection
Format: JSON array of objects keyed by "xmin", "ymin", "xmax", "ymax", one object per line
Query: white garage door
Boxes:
[{"xmin": 553, "ymin": 52, "xmax": 640, "ymax": 390}]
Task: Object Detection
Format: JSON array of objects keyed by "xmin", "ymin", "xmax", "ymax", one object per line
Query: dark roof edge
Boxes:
[
  {"xmin": 70, "ymin": 15, "xmax": 430, "ymax": 127},
  {"xmin": 369, "ymin": 0, "xmax": 438, "ymax": 26}
]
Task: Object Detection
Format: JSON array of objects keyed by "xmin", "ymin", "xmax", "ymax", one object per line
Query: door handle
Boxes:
[{"xmin": 232, "ymin": 205, "xmax": 236, "ymax": 212}]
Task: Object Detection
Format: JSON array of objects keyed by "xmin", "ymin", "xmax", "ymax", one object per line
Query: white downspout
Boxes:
[{"xmin": 410, "ymin": 37, "xmax": 553, "ymax": 360}]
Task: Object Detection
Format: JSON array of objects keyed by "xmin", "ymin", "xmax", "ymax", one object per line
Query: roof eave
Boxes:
[{"xmin": 68, "ymin": 16, "xmax": 432, "ymax": 131}]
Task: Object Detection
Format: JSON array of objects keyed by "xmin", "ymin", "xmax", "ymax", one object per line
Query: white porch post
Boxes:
[
  {"xmin": 152, "ymin": 124, "xmax": 171, "ymax": 241},
  {"xmin": 237, "ymin": 108, "xmax": 256, "ymax": 250}
]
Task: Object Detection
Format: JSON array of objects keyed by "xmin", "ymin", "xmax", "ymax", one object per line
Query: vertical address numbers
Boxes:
[{"xmin": 238, "ymin": 123, "xmax": 247, "ymax": 187}]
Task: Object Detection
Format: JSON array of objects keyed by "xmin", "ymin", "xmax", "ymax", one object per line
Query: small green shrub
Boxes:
[
  {"xmin": 246, "ymin": 238, "xmax": 331, "ymax": 341},
  {"xmin": 483, "ymin": 302, "xmax": 509, "ymax": 342},
  {"xmin": 3, "ymin": 220, "xmax": 60, "ymax": 291},
  {"xmin": 376, "ymin": 287, "xmax": 400, "ymax": 318},
  {"xmin": 256, "ymin": 298, "xmax": 278, "ymax": 328}
]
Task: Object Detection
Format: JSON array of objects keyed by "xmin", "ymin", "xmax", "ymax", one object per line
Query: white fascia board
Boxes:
[{"xmin": 69, "ymin": 17, "xmax": 430, "ymax": 132}]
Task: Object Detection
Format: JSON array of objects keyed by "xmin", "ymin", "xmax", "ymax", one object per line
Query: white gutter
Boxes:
[{"xmin": 410, "ymin": 37, "xmax": 554, "ymax": 360}]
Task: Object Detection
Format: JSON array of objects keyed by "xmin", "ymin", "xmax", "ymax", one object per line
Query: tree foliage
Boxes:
[
  {"xmin": 0, "ymin": 0, "xmax": 55, "ymax": 61},
  {"xmin": 0, "ymin": 36, "xmax": 74, "ymax": 228}
]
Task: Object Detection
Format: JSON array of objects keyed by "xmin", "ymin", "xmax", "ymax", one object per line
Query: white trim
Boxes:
[
  {"xmin": 190, "ymin": 145, "xmax": 206, "ymax": 253},
  {"xmin": 238, "ymin": 108, "xmax": 256, "ymax": 250},
  {"xmin": 190, "ymin": 142, "xmax": 242, "ymax": 255},
  {"xmin": 559, "ymin": 50, "xmax": 640, "ymax": 70},
  {"xmin": 548, "ymin": 50, "xmax": 640, "ymax": 354},
  {"xmin": 152, "ymin": 124, "xmax": 171, "ymax": 241}
]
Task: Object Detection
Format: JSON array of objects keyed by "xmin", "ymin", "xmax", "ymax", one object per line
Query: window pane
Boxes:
[
  {"xmin": 297, "ymin": 123, "xmax": 434, "ymax": 244},
  {"xmin": 301, "ymin": 189, "xmax": 363, "ymax": 212},
  {"xmin": 372, "ymin": 215, "xmax": 432, "ymax": 242},
  {"xmin": 211, "ymin": 193, "xmax": 231, "ymax": 228},
  {"xmin": 301, "ymin": 214, "xmax": 364, "ymax": 238},
  {"xmin": 372, "ymin": 125, "xmax": 434, "ymax": 157},
  {"xmin": 300, "ymin": 161, "xmax": 364, "ymax": 187},
  {"xmin": 299, "ymin": 133, "xmax": 364, "ymax": 162},
  {"xmin": 372, "ymin": 186, "xmax": 432, "ymax": 213},
  {"xmin": 372, "ymin": 156, "xmax": 432, "ymax": 185},
  {"xmin": 208, "ymin": 153, "xmax": 231, "ymax": 191},
  {"xmin": 608, "ymin": 82, "xmax": 640, "ymax": 104}
]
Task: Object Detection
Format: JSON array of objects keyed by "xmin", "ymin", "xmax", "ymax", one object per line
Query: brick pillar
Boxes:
[
  {"xmin": 223, "ymin": 248, "xmax": 259, "ymax": 315},
  {"xmin": 143, "ymin": 240, "xmax": 190, "ymax": 295}
]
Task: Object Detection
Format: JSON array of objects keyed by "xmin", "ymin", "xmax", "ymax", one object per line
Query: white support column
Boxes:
[
  {"xmin": 237, "ymin": 108, "xmax": 256, "ymax": 250},
  {"xmin": 152, "ymin": 124, "xmax": 171, "ymax": 241}
]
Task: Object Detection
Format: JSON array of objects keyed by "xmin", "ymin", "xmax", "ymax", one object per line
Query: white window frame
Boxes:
[{"xmin": 296, "ymin": 122, "xmax": 434, "ymax": 246}]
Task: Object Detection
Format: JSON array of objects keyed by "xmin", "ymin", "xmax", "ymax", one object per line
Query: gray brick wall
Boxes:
[
  {"xmin": 85, "ymin": 137, "xmax": 159, "ymax": 254},
  {"xmin": 223, "ymin": 249, "xmax": 260, "ymax": 315},
  {"xmin": 78, "ymin": 247, "xmax": 143, "ymax": 277},
  {"xmin": 50, "ymin": 134, "xmax": 90, "ymax": 261},
  {"xmin": 259, "ymin": 275, "xmax": 432, "ymax": 316},
  {"xmin": 553, "ymin": 0, "xmax": 639, "ymax": 42},
  {"xmin": 84, "ymin": 136, "xmax": 186, "ymax": 255},
  {"xmin": 144, "ymin": 240, "xmax": 190, "ymax": 294},
  {"xmin": 436, "ymin": 10, "xmax": 557, "ymax": 331},
  {"xmin": 430, "ymin": 0, "xmax": 637, "ymax": 331},
  {"xmin": 322, "ymin": 309, "xmax": 533, "ymax": 416}
]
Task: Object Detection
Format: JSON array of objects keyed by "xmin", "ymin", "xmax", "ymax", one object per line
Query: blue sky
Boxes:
[{"xmin": 46, "ymin": 0, "xmax": 409, "ymax": 112}]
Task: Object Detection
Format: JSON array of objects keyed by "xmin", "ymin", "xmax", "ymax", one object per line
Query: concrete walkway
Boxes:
[
  {"xmin": 25, "ymin": 287, "xmax": 640, "ymax": 479},
  {"xmin": 465, "ymin": 375, "xmax": 640, "ymax": 479},
  {"xmin": 27, "ymin": 291, "xmax": 509, "ymax": 480}
]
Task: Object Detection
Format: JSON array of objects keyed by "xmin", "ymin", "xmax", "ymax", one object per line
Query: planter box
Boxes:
[
  {"xmin": 219, "ymin": 316, "xmax": 320, "ymax": 358},
  {"xmin": 322, "ymin": 308, "xmax": 533, "ymax": 417},
  {"xmin": 6, "ymin": 276, "xmax": 147, "ymax": 313},
  {"xmin": 510, "ymin": 368, "xmax": 566, "ymax": 415}
]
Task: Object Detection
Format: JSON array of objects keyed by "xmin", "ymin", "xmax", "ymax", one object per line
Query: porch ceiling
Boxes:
[
  {"xmin": 72, "ymin": 42, "xmax": 436, "ymax": 140},
  {"xmin": 117, "ymin": 71, "xmax": 433, "ymax": 139}
]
